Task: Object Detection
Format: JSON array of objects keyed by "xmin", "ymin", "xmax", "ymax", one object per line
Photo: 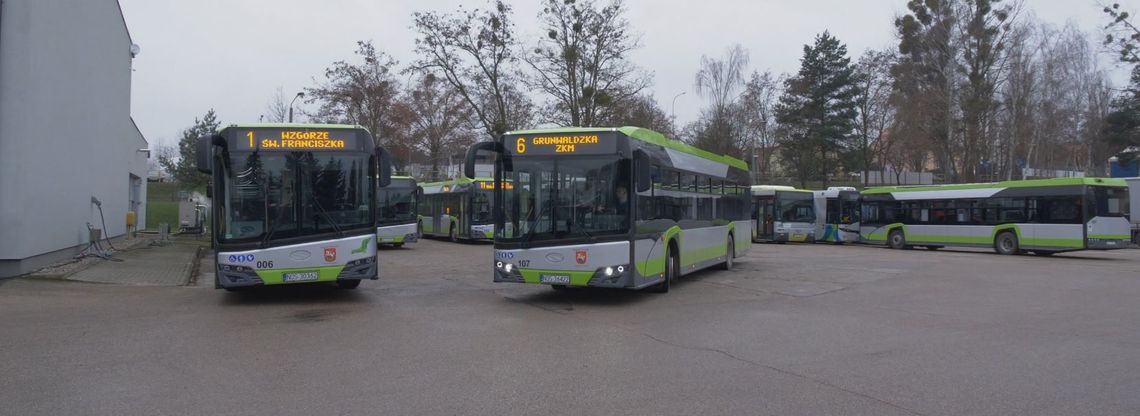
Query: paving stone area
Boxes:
[{"xmin": 63, "ymin": 242, "xmax": 199, "ymax": 286}]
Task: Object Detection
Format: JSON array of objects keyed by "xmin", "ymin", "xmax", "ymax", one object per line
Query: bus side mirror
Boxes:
[
  {"xmin": 196, "ymin": 135, "xmax": 215, "ymax": 174},
  {"xmin": 635, "ymin": 150, "xmax": 652, "ymax": 193},
  {"xmin": 376, "ymin": 147, "xmax": 393, "ymax": 187},
  {"xmin": 465, "ymin": 141, "xmax": 504, "ymax": 179}
]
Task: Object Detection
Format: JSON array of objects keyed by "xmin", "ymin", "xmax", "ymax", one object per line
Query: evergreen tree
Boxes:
[
  {"xmin": 1104, "ymin": 67, "xmax": 1140, "ymax": 153},
  {"xmin": 774, "ymin": 32, "xmax": 860, "ymax": 187},
  {"xmin": 159, "ymin": 109, "xmax": 220, "ymax": 188}
]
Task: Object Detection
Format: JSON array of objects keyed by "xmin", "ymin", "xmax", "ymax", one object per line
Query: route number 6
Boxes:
[{"xmin": 516, "ymin": 138, "xmax": 526, "ymax": 154}]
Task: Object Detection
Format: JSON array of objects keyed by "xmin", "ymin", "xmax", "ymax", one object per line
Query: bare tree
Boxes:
[
  {"xmin": 854, "ymin": 49, "xmax": 896, "ymax": 186},
  {"xmin": 393, "ymin": 74, "xmax": 477, "ymax": 181},
  {"xmin": 305, "ymin": 41, "xmax": 402, "ymax": 150},
  {"xmin": 264, "ymin": 86, "xmax": 290, "ymax": 123},
  {"xmin": 412, "ymin": 0, "xmax": 533, "ymax": 139},
  {"xmin": 689, "ymin": 45, "xmax": 751, "ymax": 157},
  {"xmin": 738, "ymin": 70, "xmax": 783, "ymax": 181},
  {"xmin": 526, "ymin": 0, "xmax": 650, "ymax": 127}
]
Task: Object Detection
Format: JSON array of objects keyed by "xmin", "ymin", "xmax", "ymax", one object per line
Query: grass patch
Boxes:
[{"xmin": 146, "ymin": 182, "xmax": 206, "ymax": 230}]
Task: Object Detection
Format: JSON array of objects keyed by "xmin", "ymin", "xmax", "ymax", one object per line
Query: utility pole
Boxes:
[{"xmin": 288, "ymin": 92, "xmax": 305, "ymax": 123}]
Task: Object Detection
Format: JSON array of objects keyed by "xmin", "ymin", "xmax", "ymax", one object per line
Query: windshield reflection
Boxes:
[{"xmin": 497, "ymin": 157, "xmax": 630, "ymax": 242}]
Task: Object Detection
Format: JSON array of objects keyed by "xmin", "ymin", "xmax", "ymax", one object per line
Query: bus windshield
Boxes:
[
  {"xmin": 497, "ymin": 156, "xmax": 630, "ymax": 242},
  {"xmin": 378, "ymin": 179, "xmax": 417, "ymax": 226},
  {"xmin": 779, "ymin": 192, "xmax": 815, "ymax": 222},
  {"xmin": 221, "ymin": 151, "xmax": 373, "ymax": 243}
]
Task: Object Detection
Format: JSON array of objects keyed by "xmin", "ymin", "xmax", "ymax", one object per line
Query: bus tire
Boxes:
[
  {"xmin": 888, "ymin": 229, "xmax": 907, "ymax": 250},
  {"xmin": 652, "ymin": 246, "xmax": 676, "ymax": 293},
  {"xmin": 337, "ymin": 279, "xmax": 361, "ymax": 290},
  {"xmin": 994, "ymin": 232, "xmax": 1020, "ymax": 255},
  {"xmin": 720, "ymin": 235, "xmax": 735, "ymax": 271}
]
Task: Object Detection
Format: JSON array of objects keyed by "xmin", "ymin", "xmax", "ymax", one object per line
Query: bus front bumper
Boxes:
[
  {"xmin": 216, "ymin": 260, "xmax": 377, "ymax": 289},
  {"xmin": 493, "ymin": 264, "xmax": 636, "ymax": 288}
]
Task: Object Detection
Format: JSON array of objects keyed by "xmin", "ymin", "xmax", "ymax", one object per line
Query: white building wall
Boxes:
[{"xmin": 0, "ymin": 0, "xmax": 148, "ymax": 276}]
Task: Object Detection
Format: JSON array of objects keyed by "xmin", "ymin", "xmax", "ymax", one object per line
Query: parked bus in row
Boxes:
[
  {"xmin": 197, "ymin": 124, "xmax": 392, "ymax": 291},
  {"xmin": 467, "ymin": 126, "xmax": 752, "ymax": 292},
  {"xmin": 860, "ymin": 178, "xmax": 1131, "ymax": 255},
  {"xmin": 377, "ymin": 176, "xmax": 420, "ymax": 247},
  {"xmin": 752, "ymin": 185, "xmax": 816, "ymax": 243},
  {"xmin": 814, "ymin": 187, "xmax": 861, "ymax": 244},
  {"xmin": 417, "ymin": 177, "xmax": 499, "ymax": 242}
]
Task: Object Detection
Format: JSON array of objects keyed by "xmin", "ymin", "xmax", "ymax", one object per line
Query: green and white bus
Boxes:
[
  {"xmin": 860, "ymin": 178, "xmax": 1131, "ymax": 255},
  {"xmin": 814, "ymin": 187, "xmax": 861, "ymax": 244},
  {"xmin": 197, "ymin": 124, "xmax": 392, "ymax": 291},
  {"xmin": 417, "ymin": 177, "xmax": 498, "ymax": 242},
  {"xmin": 466, "ymin": 126, "xmax": 752, "ymax": 292},
  {"xmin": 752, "ymin": 185, "xmax": 816, "ymax": 243},
  {"xmin": 376, "ymin": 176, "xmax": 420, "ymax": 247}
]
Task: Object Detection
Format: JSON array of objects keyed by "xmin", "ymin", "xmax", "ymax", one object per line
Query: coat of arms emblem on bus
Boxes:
[
  {"xmin": 575, "ymin": 250, "xmax": 588, "ymax": 265},
  {"xmin": 324, "ymin": 247, "xmax": 337, "ymax": 263}
]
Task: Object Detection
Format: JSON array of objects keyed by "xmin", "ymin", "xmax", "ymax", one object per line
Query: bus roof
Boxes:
[
  {"xmin": 751, "ymin": 185, "xmax": 811, "ymax": 193},
  {"xmin": 863, "ymin": 177, "xmax": 1127, "ymax": 195},
  {"xmin": 505, "ymin": 126, "xmax": 749, "ymax": 171},
  {"xmin": 222, "ymin": 123, "xmax": 369, "ymax": 131},
  {"xmin": 419, "ymin": 177, "xmax": 494, "ymax": 188}
]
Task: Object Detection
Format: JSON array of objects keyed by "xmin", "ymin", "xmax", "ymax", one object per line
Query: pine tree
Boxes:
[
  {"xmin": 775, "ymin": 32, "xmax": 860, "ymax": 187},
  {"xmin": 159, "ymin": 109, "xmax": 220, "ymax": 188}
]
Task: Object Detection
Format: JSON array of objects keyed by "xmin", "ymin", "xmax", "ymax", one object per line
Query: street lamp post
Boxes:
[
  {"xmin": 671, "ymin": 91, "xmax": 686, "ymax": 133},
  {"xmin": 288, "ymin": 92, "xmax": 305, "ymax": 123}
]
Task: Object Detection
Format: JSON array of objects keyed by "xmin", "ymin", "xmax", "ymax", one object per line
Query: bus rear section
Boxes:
[
  {"xmin": 198, "ymin": 124, "xmax": 392, "ymax": 290},
  {"xmin": 753, "ymin": 186, "xmax": 816, "ymax": 243},
  {"xmin": 471, "ymin": 126, "xmax": 752, "ymax": 292},
  {"xmin": 377, "ymin": 176, "xmax": 420, "ymax": 247},
  {"xmin": 859, "ymin": 178, "xmax": 1130, "ymax": 255},
  {"xmin": 814, "ymin": 187, "xmax": 861, "ymax": 243}
]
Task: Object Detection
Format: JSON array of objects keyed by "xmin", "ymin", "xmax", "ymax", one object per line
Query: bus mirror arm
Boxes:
[
  {"xmin": 465, "ymin": 141, "xmax": 504, "ymax": 179},
  {"xmin": 634, "ymin": 150, "xmax": 652, "ymax": 193},
  {"xmin": 376, "ymin": 146, "xmax": 393, "ymax": 187}
]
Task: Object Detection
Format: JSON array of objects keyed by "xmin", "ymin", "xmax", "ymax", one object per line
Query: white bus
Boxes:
[
  {"xmin": 860, "ymin": 178, "xmax": 1131, "ymax": 255},
  {"xmin": 466, "ymin": 126, "xmax": 752, "ymax": 292},
  {"xmin": 752, "ymin": 185, "xmax": 816, "ymax": 243},
  {"xmin": 814, "ymin": 187, "xmax": 860, "ymax": 244}
]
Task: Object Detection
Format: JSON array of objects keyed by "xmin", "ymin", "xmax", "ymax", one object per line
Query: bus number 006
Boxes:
[{"xmin": 255, "ymin": 260, "xmax": 274, "ymax": 269}]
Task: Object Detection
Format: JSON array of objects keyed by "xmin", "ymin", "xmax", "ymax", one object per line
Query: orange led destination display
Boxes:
[
  {"xmin": 508, "ymin": 132, "xmax": 616, "ymax": 155},
  {"xmin": 236, "ymin": 129, "xmax": 362, "ymax": 151},
  {"xmin": 477, "ymin": 181, "xmax": 514, "ymax": 190}
]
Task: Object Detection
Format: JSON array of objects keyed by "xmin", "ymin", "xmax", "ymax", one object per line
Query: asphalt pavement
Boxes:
[{"xmin": 1, "ymin": 240, "xmax": 1138, "ymax": 415}]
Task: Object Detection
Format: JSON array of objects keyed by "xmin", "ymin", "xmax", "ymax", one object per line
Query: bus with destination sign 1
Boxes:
[{"xmin": 196, "ymin": 124, "xmax": 392, "ymax": 291}]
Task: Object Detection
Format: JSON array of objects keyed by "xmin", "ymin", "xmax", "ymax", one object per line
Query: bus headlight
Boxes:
[
  {"xmin": 504, "ymin": 263, "xmax": 513, "ymax": 273},
  {"xmin": 604, "ymin": 267, "xmax": 614, "ymax": 277},
  {"xmin": 593, "ymin": 264, "xmax": 630, "ymax": 282}
]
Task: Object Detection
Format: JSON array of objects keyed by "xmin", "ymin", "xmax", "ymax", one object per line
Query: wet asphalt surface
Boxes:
[{"xmin": 2, "ymin": 240, "xmax": 1139, "ymax": 415}]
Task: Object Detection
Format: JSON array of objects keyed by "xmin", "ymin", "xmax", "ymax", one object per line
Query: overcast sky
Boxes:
[{"xmin": 119, "ymin": 0, "xmax": 1126, "ymax": 148}]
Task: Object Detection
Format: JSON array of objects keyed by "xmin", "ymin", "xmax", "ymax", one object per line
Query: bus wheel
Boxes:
[
  {"xmin": 720, "ymin": 235, "xmax": 735, "ymax": 270},
  {"xmin": 888, "ymin": 230, "xmax": 907, "ymax": 250},
  {"xmin": 652, "ymin": 248, "xmax": 675, "ymax": 293},
  {"xmin": 337, "ymin": 279, "xmax": 361, "ymax": 290},
  {"xmin": 994, "ymin": 232, "xmax": 1020, "ymax": 255}
]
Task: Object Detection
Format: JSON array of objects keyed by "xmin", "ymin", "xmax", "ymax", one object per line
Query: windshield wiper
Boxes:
[
  {"xmin": 567, "ymin": 208, "xmax": 597, "ymax": 242},
  {"xmin": 523, "ymin": 202, "xmax": 554, "ymax": 243},
  {"xmin": 309, "ymin": 195, "xmax": 344, "ymax": 238}
]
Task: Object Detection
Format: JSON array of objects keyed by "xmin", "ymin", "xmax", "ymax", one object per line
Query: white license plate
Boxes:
[
  {"xmin": 540, "ymin": 274, "xmax": 571, "ymax": 284},
  {"xmin": 283, "ymin": 271, "xmax": 320, "ymax": 282}
]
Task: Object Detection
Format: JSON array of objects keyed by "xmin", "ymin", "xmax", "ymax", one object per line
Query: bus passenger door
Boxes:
[{"xmin": 756, "ymin": 197, "xmax": 775, "ymax": 240}]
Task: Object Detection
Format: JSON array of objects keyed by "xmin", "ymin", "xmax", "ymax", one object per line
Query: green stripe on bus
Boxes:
[{"xmin": 255, "ymin": 266, "xmax": 346, "ymax": 285}]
